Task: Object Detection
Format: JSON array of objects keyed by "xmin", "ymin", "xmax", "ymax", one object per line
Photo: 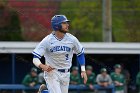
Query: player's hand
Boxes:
[
  {"xmin": 40, "ymin": 64, "xmax": 54, "ymax": 72},
  {"xmin": 43, "ymin": 65, "xmax": 54, "ymax": 72},
  {"xmin": 81, "ymin": 71, "xmax": 87, "ymax": 84},
  {"xmin": 89, "ymin": 84, "xmax": 94, "ymax": 90},
  {"xmin": 115, "ymin": 81, "xmax": 120, "ymax": 86},
  {"xmin": 29, "ymin": 82, "xmax": 35, "ymax": 87},
  {"xmin": 103, "ymin": 82, "xmax": 108, "ymax": 87},
  {"xmin": 38, "ymin": 84, "xmax": 47, "ymax": 93}
]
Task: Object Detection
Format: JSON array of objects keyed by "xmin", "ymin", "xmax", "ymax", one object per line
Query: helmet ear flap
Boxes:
[
  {"xmin": 53, "ymin": 23, "xmax": 62, "ymax": 31},
  {"xmin": 51, "ymin": 22, "xmax": 59, "ymax": 31},
  {"xmin": 58, "ymin": 23, "xmax": 62, "ymax": 30}
]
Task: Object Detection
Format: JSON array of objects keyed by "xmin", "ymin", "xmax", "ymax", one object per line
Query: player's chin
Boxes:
[
  {"xmin": 64, "ymin": 29, "xmax": 69, "ymax": 33},
  {"xmin": 66, "ymin": 28, "xmax": 69, "ymax": 31}
]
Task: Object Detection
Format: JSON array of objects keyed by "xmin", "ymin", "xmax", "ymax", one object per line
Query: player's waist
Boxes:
[
  {"xmin": 57, "ymin": 69, "xmax": 70, "ymax": 73},
  {"xmin": 45, "ymin": 62, "xmax": 70, "ymax": 73}
]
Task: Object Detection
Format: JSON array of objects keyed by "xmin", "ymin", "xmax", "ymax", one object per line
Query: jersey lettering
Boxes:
[{"xmin": 50, "ymin": 46, "xmax": 71, "ymax": 52}]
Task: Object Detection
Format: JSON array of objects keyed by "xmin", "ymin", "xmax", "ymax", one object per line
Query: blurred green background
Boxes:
[{"xmin": 0, "ymin": 0, "xmax": 140, "ymax": 42}]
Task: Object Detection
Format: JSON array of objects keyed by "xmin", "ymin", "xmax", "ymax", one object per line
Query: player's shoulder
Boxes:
[
  {"xmin": 97, "ymin": 74, "xmax": 102, "ymax": 77},
  {"xmin": 25, "ymin": 74, "xmax": 31, "ymax": 78},
  {"xmin": 110, "ymin": 72, "xmax": 115, "ymax": 75},
  {"xmin": 138, "ymin": 72, "xmax": 140, "ymax": 75},
  {"xmin": 66, "ymin": 33, "xmax": 76, "ymax": 38},
  {"xmin": 66, "ymin": 33, "xmax": 78, "ymax": 40},
  {"xmin": 107, "ymin": 74, "xmax": 111, "ymax": 77},
  {"xmin": 41, "ymin": 33, "xmax": 53, "ymax": 41},
  {"xmin": 91, "ymin": 72, "xmax": 96, "ymax": 76},
  {"xmin": 45, "ymin": 33, "xmax": 53, "ymax": 39},
  {"xmin": 120, "ymin": 73, "xmax": 124, "ymax": 77}
]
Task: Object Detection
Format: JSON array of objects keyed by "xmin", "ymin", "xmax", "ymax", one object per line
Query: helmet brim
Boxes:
[{"xmin": 62, "ymin": 20, "xmax": 70, "ymax": 23}]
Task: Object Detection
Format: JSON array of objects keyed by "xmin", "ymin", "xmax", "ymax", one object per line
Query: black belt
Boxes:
[{"xmin": 58, "ymin": 69, "xmax": 70, "ymax": 73}]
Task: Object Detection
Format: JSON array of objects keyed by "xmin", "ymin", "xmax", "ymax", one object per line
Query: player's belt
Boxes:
[{"xmin": 58, "ymin": 69, "xmax": 70, "ymax": 73}]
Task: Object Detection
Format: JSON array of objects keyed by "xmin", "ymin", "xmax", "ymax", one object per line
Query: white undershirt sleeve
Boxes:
[{"xmin": 33, "ymin": 58, "xmax": 42, "ymax": 68}]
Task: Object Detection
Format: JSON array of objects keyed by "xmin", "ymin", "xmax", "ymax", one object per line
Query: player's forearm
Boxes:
[
  {"xmin": 39, "ymin": 64, "xmax": 46, "ymax": 69},
  {"xmin": 22, "ymin": 80, "xmax": 30, "ymax": 86},
  {"xmin": 70, "ymin": 81, "xmax": 78, "ymax": 84},
  {"xmin": 97, "ymin": 82, "xmax": 102, "ymax": 86},
  {"xmin": 77, "ymin": 53, "xmax": 85, "ymax": 71}
]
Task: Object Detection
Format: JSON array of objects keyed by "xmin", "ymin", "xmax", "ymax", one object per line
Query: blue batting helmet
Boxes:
[{"xmin": 51, "ymin": 15, "xmax": 70, "ymax": 31}]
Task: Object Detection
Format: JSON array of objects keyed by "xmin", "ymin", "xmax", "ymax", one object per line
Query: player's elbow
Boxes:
[{"xmin": 33, "ymin": 57, "xmax": 42, "ymax": 68}]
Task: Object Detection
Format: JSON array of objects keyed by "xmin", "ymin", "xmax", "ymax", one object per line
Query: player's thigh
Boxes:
[
  {"xmin": 46, "ymin": 79, "xmax": 62, "ymax": 93},
  {"xmin": 60, "ymin": 72, "xmax": 70, "ymax": 93},
  {"xmin": 60, "ymin": 84, "xmax": 69, "ymax": 93},
  {"xmin": 115, "ymin": 91, "xmax": 124, "ymax": 93},
  {"xmin": 44, "ymin": 71, "xmax": 62, "ymax": 93}
]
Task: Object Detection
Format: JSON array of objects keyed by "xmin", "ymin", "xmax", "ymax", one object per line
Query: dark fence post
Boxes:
[{"xmin": 12, "ymin": 53, "xmax": 16, "ymax": 93}]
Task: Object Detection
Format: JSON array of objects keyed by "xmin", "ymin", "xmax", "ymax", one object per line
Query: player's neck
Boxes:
[
  {"xmin": 54, "ymin": 31, "xmax": 65, "ymax": 39},
  {"xmin": 115, "ymin": 72, "xmax": 121, "ymax": 74}
]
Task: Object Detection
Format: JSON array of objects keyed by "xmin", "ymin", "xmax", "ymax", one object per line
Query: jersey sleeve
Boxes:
[
  {"xmin": 136, "ymin": 73, "xmax": 140, "ymax": 85},
  {"xmin": 22, "ymin": 75, "xmax": 30, "ymax": 86},
  {"xmin": 108, "ymin": 75, "xmax": 112, "ymax": 84},
  {"xmin": 32, "ymin": 37, "xmax": 48, "ymax": 58},
  {"xmin": 110, "ymin": 73, "xmax": 114, "ymax": 81},
  {"xmin": 73, "ymin": 37, "xmax": 84, "ymax": 56},
  {"xmin": 96, "ymin": 75, "xmax": 100, "ymax": 83}
]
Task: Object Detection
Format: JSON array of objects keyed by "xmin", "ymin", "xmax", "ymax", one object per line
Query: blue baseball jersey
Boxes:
[{"xmin": 32, "ymin": 32, "xmax": 84, "ymax": 69}]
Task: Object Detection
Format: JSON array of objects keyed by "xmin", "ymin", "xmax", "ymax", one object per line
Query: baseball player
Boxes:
[
  {"xmin": 32, "ymin": 15, "xmax": 87, "ymax": 93},
  {"xmin": 111, "ymin": 64, "xmax": 125, "ymax": 93}
]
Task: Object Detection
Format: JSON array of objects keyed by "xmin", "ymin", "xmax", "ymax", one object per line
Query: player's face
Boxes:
[
  {"xmin": 115, "ymin": 68, "xmax": 121, "ymax": 73},
  {"xmin": 31, "ymin": 71, "xmax": 37, "ymax": 77},
  {"xmin": 72, "ymin": 70, "xmax": 78, "ymax": 75},
  {"xmin": 86, "ymin": 70, "xmax": 92, "ymax": 75},
  {"xmin": 61, "ymin": 22, "xmax": 69, "ymax": 32},
  {"xmin": 102, "ymin": 72, "xmax": 107, "ymax": 76}
]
